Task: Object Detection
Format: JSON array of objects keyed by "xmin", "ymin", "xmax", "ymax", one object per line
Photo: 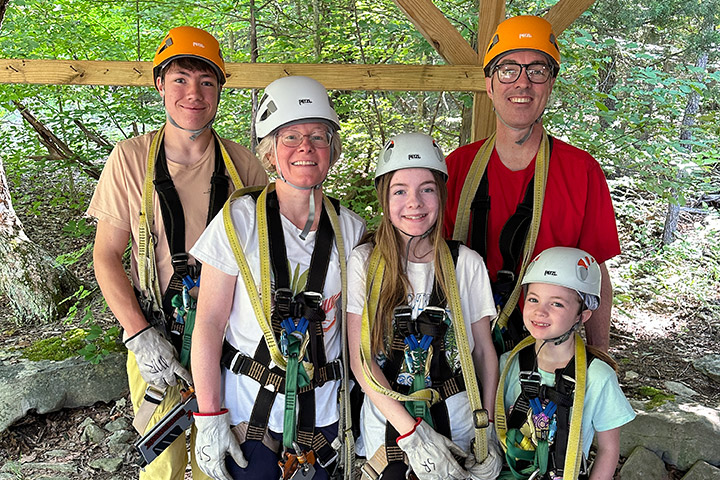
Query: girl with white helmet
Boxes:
[
  {"xmin": 347, "ymin": 133, "xmax": 503, "ymax": 480},
  {"xmin": 189, "ymin": 76, "xmax": 365, "ymax": 479},
  {"xmin": 495, "ymin": 247, "xmax": 635, "ymax": 480}
]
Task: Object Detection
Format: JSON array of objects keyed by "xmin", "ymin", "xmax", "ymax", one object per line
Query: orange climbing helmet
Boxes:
[
  {"xmin": 483, "ymin": 15, "xmax": 560, "ymax": 77},
  {"xmin": 153, "ymin": 26, "xmax": 226, "ymax": 86}
]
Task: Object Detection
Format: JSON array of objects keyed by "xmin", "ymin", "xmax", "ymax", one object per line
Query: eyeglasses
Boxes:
[
  {"xmin": 492, "ymin": 62, "xmax": 554, "ymax": 84},
  {"xmin": 277, "ymin": 130, "xmax": 332, "ymax": 148}
]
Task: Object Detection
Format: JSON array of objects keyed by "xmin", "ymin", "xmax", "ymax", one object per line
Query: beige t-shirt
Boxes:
[{"xmin": 86, "ymin": 130, "xmax": 268, "ymax": 294}]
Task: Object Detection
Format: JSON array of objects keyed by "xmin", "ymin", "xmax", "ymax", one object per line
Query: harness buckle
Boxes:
[
  {"xmin": 519, "ymin": 371, "xmax": 542, "ymax": 398},
  {"xmin": 275, "ymin": 288, "xmax": 295, "ymax": 318},
  {"xmin": 472, "ymin": 408, "xmax": 490, "ymax": 429},
  {"xmin": 143, "ymin": 385, "xmax": 166, "ymax": 405},
  {"xmin": 171, "ymin": 252, "xmax": 190, "ymax": 276},
  {"xmin": 496, "ymin": 269, "xmax": 516, "ymax": 284},
  {"xmin": 298, "ymin": 291, "xmax": 323, "ymax": 310}
]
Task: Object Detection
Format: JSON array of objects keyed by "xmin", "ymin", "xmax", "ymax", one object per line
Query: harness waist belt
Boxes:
[{"xmin": 221, "ymin": 340, "xmax": 342, "ymax": 393}]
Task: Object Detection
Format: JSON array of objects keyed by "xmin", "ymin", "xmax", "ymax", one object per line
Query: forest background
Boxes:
[{"xmin": 0, "ymin": 0, "xmax": 719, "ymax": 432}]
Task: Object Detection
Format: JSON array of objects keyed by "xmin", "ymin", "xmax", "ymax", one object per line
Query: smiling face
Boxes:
[
  {"xmin": 522, "ymin": 282, "xmax": 591, "ymax": 341},
  {"xmin": 485, "ymin": 50, "xmax": 555, "ymax": 130},
  {"xmin": 271, "ymin": 122, "xmax": 332, "ymax": 188},
  {"xmin": 387, "ymin": 168, "xmax": 440, "ymax": 240},
  {"xmin": 156, "ymin": 62, "xmax": 219, "ymax": 131}
]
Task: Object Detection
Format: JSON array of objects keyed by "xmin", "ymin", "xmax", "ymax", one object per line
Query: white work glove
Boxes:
[
  {"xmin": 464, "ymin": 425, "xmax": 503, "ymax": 480},
  {"xmin": 396, "ymin": 419, "xmax": 469, "ymax": 480},
  {"xmin": 194, "ymin": 409, "xmax": 248, "ymax": 480},
  {"xmin": 124, "ymin": 326, "xmax": 191, "ymax": 388}
]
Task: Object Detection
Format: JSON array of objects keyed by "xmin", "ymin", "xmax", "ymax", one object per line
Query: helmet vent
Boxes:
[{"xmin": 259, "ymin": 100, "xmax": 277, "ymax": 121}]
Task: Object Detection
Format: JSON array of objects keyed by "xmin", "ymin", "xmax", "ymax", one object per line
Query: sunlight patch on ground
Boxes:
[{"xmin": 613, "ymin": 305, "xmax": 689, "ymax": 339}]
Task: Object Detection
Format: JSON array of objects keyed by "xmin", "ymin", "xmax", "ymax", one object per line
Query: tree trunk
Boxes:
[
  {"xmin": 249, "ymin": 0, "xmax": 259, "ymax": 153},
  {"xmin": 0, "ymin": 159, "xmax": 81, "ymax": 324},
  {"xmin": 662, "ymin": 52, "xmax": 708, "ymax": 245}
]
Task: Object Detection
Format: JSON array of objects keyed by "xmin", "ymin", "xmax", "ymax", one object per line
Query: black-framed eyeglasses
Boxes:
[
  {"xmin": 276, "ymin": 129, "xmax": 332, "ymax": 149},
  {"xmin": 492, "ymin": 62, "xmax": 554, "ymax": 84}
]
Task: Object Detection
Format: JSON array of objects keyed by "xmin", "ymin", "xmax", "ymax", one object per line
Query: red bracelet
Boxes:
[
  {"xmin": 194, "ymin": 408, "xmax": 228, "ymax": 417},
  {"xmin": 396, "ymin": 417, "xmax": 422, "ymax": 442}
]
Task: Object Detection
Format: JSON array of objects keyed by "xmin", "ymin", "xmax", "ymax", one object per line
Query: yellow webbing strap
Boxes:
[
  {"xmin": 437, "ymin": 242, "xmax": 488, "ymax": 462},
  {"xmin": 494, "ymin": 334, "xmax": 587, "ymax": 479},
  {"xmin": 451, "ymin": 132, "xmax": 550, "ymax": 331},
  {"xmin": 137, "ymin": 126, "xmax": 244, "ymax": 311},
  {"xmin": 358, "ymin": 242, "xmax": 488, "ymax": 460}
]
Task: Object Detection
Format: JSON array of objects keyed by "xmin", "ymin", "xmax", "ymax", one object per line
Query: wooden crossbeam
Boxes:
[{"xmin": 0, "ymin": 59, "xmax": 487, "ymax": 92}]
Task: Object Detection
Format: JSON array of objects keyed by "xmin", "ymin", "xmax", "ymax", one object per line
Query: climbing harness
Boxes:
[
  {"xmin": 132, "ymin": 125, "xmax": 243, "ymax": 436},
  {"xmin": 495, "ymin": 335, "xmax": 590, "ymax": 480},
  {"xmin": 221, "ymin": 183, "xmax": 353, "ymax": 478},
  {"xmin": 359, "ymin": 240, "xmax": 490, "ymax": 478},
  {"xmin": 452, "ymin": 132, "xmax": 551, "ymax": 354}
]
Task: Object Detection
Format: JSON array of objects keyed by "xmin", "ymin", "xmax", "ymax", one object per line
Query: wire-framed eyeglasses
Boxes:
[
  {"xmin": 277, "ymin": 130, "xmax": 332, "ymax": 148},
  {"xmin": 492, "ymin": 62, "xmax": 554, "ymax": 84}
]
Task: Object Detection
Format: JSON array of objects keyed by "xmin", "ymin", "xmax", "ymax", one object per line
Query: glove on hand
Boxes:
[
  {"xmin": 194, "ymin": 409, "xmax": 248, "ymax": 480},
  {"xmin": 124, "ymin": 326, "xmax": 191, "ymax": 388},
  {"xmin": 464, "ymin": 426, "xmax": 503, "ymax": 480},
  {"xmin": 396, "ymin": 418, "xmax": 469, "ymax": 480}
]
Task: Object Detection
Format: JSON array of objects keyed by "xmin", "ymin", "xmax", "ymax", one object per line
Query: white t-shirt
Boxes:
[
  {"xmin": 190, "ymin": 189, "xmax": 365, "ymax": 430},
  {"xmin": 347, "ymin": 242, "xmax": 496, "ymax": 458},
  {"xmin": 500, "ymin": 349, "xmax": 636, "ymax": 457}
]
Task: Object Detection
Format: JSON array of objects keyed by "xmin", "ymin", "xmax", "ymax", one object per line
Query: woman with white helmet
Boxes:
[
  {"xmin": 189, "ymin": 76, "xmax": 365, "ymax": 479},
  {"xmin": 347, "ymin": 133, "xmax": 502, "ymax": 479},
  {"xmin": 495, "ymin": 247, "xmax": 635, "ymax": 480}
]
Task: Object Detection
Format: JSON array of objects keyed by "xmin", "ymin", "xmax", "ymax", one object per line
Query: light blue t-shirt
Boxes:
[{"xmin": 500, "ymin": 349, "xmax": 636, "ymax": 457}]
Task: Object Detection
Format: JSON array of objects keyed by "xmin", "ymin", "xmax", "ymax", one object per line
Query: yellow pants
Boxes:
[{"xmin": 128, "ymin": 351, "xmax": 211, "ymax": 480}]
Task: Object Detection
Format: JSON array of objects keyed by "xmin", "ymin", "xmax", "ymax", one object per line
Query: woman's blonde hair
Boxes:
[
  {"xmin": 369, "ymin": 169, "xmax": 449, "ymax": 357},
  {"xmin": 256, "ymin": 125, "xmax": 342, "ymax": 174}
]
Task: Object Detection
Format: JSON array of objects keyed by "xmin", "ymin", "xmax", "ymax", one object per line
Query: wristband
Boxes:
[
  {"xmin": 194, "ymin": 408, "xmax": 228, "ymax": 417},
  {"xmin": 396, "ymin": 417, "xmax": 422, "ymax": 442}
]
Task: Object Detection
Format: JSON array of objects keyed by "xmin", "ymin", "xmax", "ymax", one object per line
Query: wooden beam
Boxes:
[
  {"xmin": 393, "ymin": 0, "xmax": 477, "ymax": 65},
  {"xmin": 545, "ymin": 0, "xmax": 597, "ymax": 35},
  {"xmin": 0, "ymin": 59, "xmax": 486, "ymax": 92},
  {"xmin": 473, "ymin": 0, "xmax": 506, "ymax": 142}
]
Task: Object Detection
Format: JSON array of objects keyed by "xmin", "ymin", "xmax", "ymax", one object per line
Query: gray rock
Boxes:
[
  {"xmin": 81, "ymin": 422, "xmax": 106, "ymax": 444},
  {"xmin": 107, "ymin": 429, "xmax": 135, "ymax": 445},
  {"xmin": 664, "ymin": 380, "xmax": 698, "ymax": 398},
  {"xmin": 89, "ymin": 457, "xmax": 123, "ymax": 473},
  {"xmin": 620, "ymin": 400, "xmax": 720, "ymax": 470},
  {"xmin": 0, "ymin": 474, "xmax": 15, "ymax": 480},
  {"xmin": 45, "ymin": 450, "xmax": 70, "ymax": 458},
  {"xmin": 681, "ymin": 462, "xmax": 720, "ymax": 480},
  {"xmin": 619, "ymin": 446, "xmax": 669, "ymax": 480},
  {"xmin": 625, "ymin": 370, "xmax": 640, "ymax": 380},
  {"xmin": 35, "ymin": 477, "xmax": 72, "ymax": 480},
  {"xmin": 16, "ymin": 462, "xmax": 76, "ymax": 473},
  {"xmin": 681, "ymin": 461, "xmax": 720, "ymax": 480},
  {"xmin": 105, "ymin": 416, "xmax": 131, "ymax": 432},
  {"xmin": 0, "ymin": 352, "xmax": 128, "ymax": 432},
  {"xmin": 694, "ymin": 354, "xmax": 720, "ymax": 382}
]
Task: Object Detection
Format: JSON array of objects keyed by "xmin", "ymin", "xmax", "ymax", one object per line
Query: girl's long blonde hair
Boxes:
[{"xmin": 368, "ymin": 169, "xmax": 450, "ymax": 357}]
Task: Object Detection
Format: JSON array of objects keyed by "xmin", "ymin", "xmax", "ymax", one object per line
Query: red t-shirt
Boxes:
[{"xmin": 444, "ymin": 137, "xmax": 620, "ymax": 282}]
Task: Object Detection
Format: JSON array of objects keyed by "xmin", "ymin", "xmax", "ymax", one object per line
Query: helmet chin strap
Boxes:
[
  {"xmin": 494, "ymin": 107, "xmax": 541, "ymax": 146},
  {"xmin": 166, "ymin": 112, "xmax": 214, "ymax": 141},
  {"xmin": 273, "ymin": 138, "xmax": 326, "ymax": 241},
  {"xmin": 394, "ymin": 224, "xmax": 435, "ymax": 270}
]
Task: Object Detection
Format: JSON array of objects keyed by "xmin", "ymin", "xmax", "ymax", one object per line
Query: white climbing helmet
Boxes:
[
  {"xmin": 521, "ymin": 247, "xmax": 602, "ymax": 309},
  {"xmin": 374, "ymin": 132, "xmax": 447, "ymax": 184},
  {"xmin": 255, "ymin": 76, "xmax": 341, "ymax": 141}
]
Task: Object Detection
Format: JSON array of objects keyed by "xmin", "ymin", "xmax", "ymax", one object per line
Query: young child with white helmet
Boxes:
[
  {"xmin": 495, "ymin": 247, "xmax": 635, "ymax": 480},
  {"xmin": 347, "ymin": 132, "xmax": 503, "ymax": 479}
]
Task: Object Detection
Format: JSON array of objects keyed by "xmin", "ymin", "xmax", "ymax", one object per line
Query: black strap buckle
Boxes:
[
  {"xmin": 519, "ymin": 370, "xmax": 542, "ymax": 398},
  {"xmin": 171, "ymin": 252, "xmax": 190, "ymax": 276},
  {"xmin": 298, "ymin": 291, "xmax": 323, "ymax": 310},
  {"xmin": 274, "ymin": 288, "xmax": 295, "ymax": 318},
  {"xmin": 496, "ymin": 269, "xmax": 515, "ymax": 284}
]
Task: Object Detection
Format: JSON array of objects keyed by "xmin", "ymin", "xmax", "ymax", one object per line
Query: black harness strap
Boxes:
[
  {"xmin": 382, "ymin": 240, "xmax": 463, "ymax": 465},
  {"xmin": 508, "ymin": 343, "xmax": 595, "ymax": 478},
  {"xmin": 221, "ymin": 191, "xmax": 341, "ymax": 466},
  {"xmin": 153, "ymin": 135, "xmax": 230, "ymax": 337}
]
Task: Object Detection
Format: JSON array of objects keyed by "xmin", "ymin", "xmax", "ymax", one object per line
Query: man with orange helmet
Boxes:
[
  {"xmin": 87, "ymin": 26, "xmax": 266, "ymax": 479},
  {"xmin": 444, "ymin": 16, "xmax": 619, "ymax": 355}
]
